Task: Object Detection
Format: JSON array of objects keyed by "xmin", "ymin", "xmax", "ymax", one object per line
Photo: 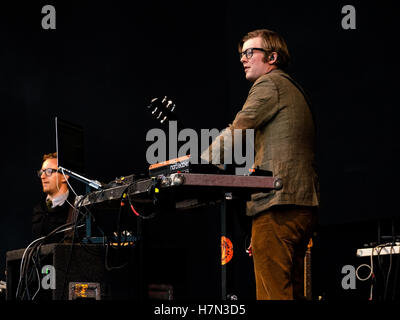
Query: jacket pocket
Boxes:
[{"xmin": 251, "ymin": 191, "xmax": 275, "ymax": 202}]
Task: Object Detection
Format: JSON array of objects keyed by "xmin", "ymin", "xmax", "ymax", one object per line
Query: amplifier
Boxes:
[{"xmin": 6, "ymin": 243, "xmax": 143, "ymax": 300}]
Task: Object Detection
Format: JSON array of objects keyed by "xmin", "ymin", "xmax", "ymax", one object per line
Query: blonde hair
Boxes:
[{"xmin": 42, "ymin": 152, "xmax": 57, "ymax": 161}]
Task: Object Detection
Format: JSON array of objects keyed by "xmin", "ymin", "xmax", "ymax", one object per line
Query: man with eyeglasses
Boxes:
[
  {"xmin": 202, "ymin": 29, "xmax": 319, "ymax": 300},
  {"xmin": 32, "ymin": 152, "xmax": 74, "ymax": 240}
]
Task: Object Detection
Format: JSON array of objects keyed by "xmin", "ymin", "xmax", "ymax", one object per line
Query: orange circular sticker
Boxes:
[{"xmin": 221, "ymin": 236, "xmax": 233, "ymax": 265}]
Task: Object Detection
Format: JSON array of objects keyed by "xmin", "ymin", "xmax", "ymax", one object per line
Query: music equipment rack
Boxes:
[
  {"xmin": 75, "ymin": 173, "xmax": 282, "ymax": 208},
  {"xmin": 71, "ymin": 151, "xmax": 282, "ymax": 299},
  {"xmin": 357, "ymin": 243, "xmax": 400, "ymax": 257}
]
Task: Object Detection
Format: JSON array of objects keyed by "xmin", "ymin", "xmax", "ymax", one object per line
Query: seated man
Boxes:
[{"xmin": 32, "ymin": 152, "xmax": 75, "ymax": 241}]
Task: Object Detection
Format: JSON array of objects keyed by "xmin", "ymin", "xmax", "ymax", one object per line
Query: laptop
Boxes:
[{"xmin": 55, "ymin": 117, "xmax": 85, "ymax": 174}]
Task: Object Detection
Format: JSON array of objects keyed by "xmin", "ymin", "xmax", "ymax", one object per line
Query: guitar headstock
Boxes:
[{"xmin": 147, "ymin": 96, "xmax": 177, "ymax": 124}]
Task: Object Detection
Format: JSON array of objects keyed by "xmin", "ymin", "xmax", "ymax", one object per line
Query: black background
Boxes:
[{"xmin": 1, "ymin": 0, "xmax": 399, "ymax": 300}]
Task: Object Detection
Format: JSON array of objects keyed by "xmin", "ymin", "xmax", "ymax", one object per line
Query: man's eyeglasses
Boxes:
[
  {"xmin": 240, "ymin": 47, "xmax": 267, "ymax": 60},
  {"xmin": 37, "ymin": 168, "xmax": 59, "ymax": 177}
]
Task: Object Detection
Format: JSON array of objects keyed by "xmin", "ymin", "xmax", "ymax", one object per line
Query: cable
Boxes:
[
  {"xmin": 383, "ymin": 244, "xmax": 394, "ymax": 300},
  {"xmin": 356, "ymin": 242, "xmax": 399, "ymax": 301},
  {"xmin": 15, "ymin": 223, "xmax": 84, "ymax": 300},
  {"xmin": 31, "ymin": 254, "xmax": 43, "ymax": 300},
  {"xmin": 16, "ymin": 223, "xmax": 69, "ymax": 299},
  {"xmin": 103, "ymin": 187, "xmax": 137, "ymax": 271},
  {"xmin": 356, "ymin": 244, "xmax": 384, "ymax": 300},
  {"xmin": 20, "ymin": 224, "xmax": 82, "ymax": 300},
  {"xmin": 127, "ymin": 193, "xmax": 157, "ymax": 220},
  {"xmin": 61, "ymin": 170, "xmax": 79, "ymax": 199},
  {"xmin": 392, "ymin": 247, "xmax": 400, "ymax": 300},
  {"xmin": 21, "ymin": 179, "xmax": 147, "ymax": 299},
  {"xmin": 20, "ymin": 223, "xmax": 84, "ymax": 299},
  {"xmin": 130, "ymin": 203, "xmax": 140, "ymax": 217},
  {"xmin": 356, "ymin": 256, "xmax": 374, "ymax": 281},
  {"xmin": 374, "ymin": 242, "xmax": 396, "ymax": 300},
  {"xmin": 104, "ymin": 240, "xmax": 129, "ymax": 271},
  {"xmin": 57, "ymin": 192, "xmax": 106, "ymax": 299},
  {"xmin": 60, "ymin": 196, "xmax": 88, "ymax": 300},
  {"xmin": 16, "ymin": 236, "xmax": 45, "ymax": 298}
]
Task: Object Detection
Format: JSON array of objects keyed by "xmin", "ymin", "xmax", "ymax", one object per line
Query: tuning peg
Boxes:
[
  {"xmin": 160, "ymin": 116, "xmax": 168, "ymax": 123},
  {"xmin": 148, "ymin": 97, "xmax": 157, "ymax": 107},
  {"xmin": 148, "ymin": 98, "xmax": 158, "ymax": 108},
  {"xmin": 157, "ymin": 111, "xmax": 163, "ymax": 119},
  {"xmin": 165, "ymin": 100, "xmax": 176, "ymax": 113}
]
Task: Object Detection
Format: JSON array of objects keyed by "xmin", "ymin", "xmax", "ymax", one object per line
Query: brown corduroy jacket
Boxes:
[{"xmin": 203, "ymin": 68, "xmax": 320, "ymax": 216}]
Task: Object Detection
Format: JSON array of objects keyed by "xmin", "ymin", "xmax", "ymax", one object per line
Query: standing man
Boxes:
[
  {"xmin": 202, "ymin": 29, "xmax": 319, "ymax": 299},
  {"xmin": 32, "ymin": 152, "xmax": 75, "ymax": 240}
]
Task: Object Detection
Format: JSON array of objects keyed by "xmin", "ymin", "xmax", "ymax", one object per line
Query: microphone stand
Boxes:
[{"xmin": 58, "ymin": 166, "xmax": 103, "ymax": 190}]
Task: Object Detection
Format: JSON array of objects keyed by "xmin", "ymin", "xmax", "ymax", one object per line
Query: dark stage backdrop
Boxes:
[{"xmin": 0, "ymin": 1, "xmax": 398, "ymax": 293}]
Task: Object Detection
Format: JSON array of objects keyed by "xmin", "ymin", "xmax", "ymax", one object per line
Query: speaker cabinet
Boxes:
[{"xmin": 6, "ymin": 243, "xmax": 143, "ymax": 300}]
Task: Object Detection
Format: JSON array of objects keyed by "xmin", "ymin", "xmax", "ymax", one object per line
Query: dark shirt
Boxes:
[{"xmin": 32, "ymin": 193, "xmax": 75, "ymax": 241}]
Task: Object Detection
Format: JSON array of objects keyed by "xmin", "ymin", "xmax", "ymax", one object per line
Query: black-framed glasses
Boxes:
[
  {"xmin": 239, "ymin": 47, "xmax": 267, "ymax": 60},
  {"xmin": 37, "ymin": 168, "xmax": 59, "ymax": 177}
]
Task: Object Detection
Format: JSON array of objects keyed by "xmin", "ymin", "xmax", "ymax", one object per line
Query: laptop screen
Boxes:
[{"xmin": 55, "ymin": 117, "xmax": 85, "ymax": 174}]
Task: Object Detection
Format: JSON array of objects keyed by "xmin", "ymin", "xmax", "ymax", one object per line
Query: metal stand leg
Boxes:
[{"xmin": 221, "ymin": 196, "xmax": 227, "ymax": 300}]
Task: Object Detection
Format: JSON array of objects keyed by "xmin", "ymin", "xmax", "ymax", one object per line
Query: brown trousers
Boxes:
[{"xmin": 251, "ymin": 205, "xmax": 317, "ymax": 300}]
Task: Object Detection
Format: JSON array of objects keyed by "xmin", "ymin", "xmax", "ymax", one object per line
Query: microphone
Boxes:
[{"xmin": 58, "ymin": 166, "xmax": 103, "ymax": 190}]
